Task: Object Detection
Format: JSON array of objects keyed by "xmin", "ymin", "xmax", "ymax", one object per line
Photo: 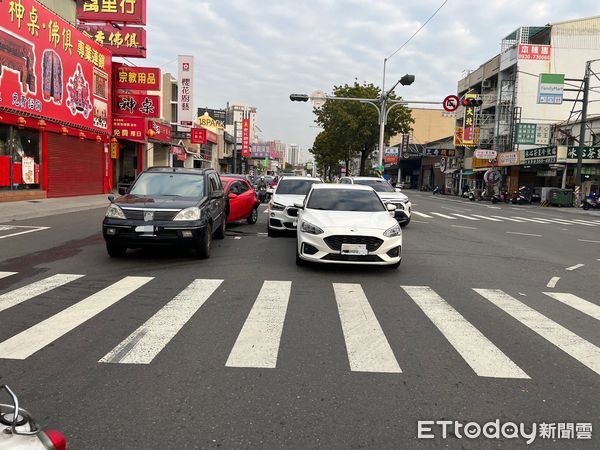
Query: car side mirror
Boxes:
[
  {"xmin": 118, "ymin": 187, "xmax": 127, "ymax": 195},
  {"xmin": 228, "ymin": 192, "xmax": 238, "ymax": 199},
  {"xmin": 210, "ymin": 190, "xmax": 224, "ymax": 199},
  {"xmin": 108, "ymin": 194, "xmax": 115, "ymax": 203},
  {"xmin": 387, "ymin": 203, "xmax": 397, "ymax": 212}
]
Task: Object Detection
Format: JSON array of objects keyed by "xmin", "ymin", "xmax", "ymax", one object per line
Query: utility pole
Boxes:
[{"xmin": 574, "ymin": 61, "xmax": 590, "ymax": 200}]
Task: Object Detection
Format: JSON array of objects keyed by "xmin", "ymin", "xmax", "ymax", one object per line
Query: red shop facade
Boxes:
[{"xmin": 0, "ymin": 0, "xmax": 112, "ymax": 201}]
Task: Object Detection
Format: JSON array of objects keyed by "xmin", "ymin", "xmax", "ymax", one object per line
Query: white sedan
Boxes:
[{"xmin": 295, "ymin": 184, "xmax": 402, "ymax": 268}]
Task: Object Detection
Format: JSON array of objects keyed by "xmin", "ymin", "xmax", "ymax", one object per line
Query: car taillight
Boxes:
[{"xmin": 41, "ymin": 429, "xmax": 68, "ymax": 450}]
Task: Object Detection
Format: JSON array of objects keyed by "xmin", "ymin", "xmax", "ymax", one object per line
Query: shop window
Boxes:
[{"xmin": 0, "ymin": 125, "xmax": 41, "ymax": 191}]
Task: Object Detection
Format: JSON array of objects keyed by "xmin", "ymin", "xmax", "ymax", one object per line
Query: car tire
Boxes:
[
  {"xmin": 247, "ymin": 207, "xmax": 258, "ymax": 224},
  {"xmin": 267, "ymin": 226, "xmax": 279, "ymax": 237},
  {"xmin": 106, "ymin": 242, "xmax": 127, "ymax": 258},
  {"xmin": 400, "ymin": 217, "xmax": 411, "ymax": 228},
  {"xmin": 196, "ymin": 224, "xmax": 212, "ymax": 259},
  {"xmin": 214, "ymin": 218, "xmax": 225, "ymax": 240},
  {"xmin": 387, "ymin": 259, "xmax": 401, "ymax": 269}
]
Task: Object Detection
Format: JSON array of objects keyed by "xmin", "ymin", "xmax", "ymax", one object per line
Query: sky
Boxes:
[{"xmin": 140, "ymin": 0, "xmax": 599, "ymax": 162}]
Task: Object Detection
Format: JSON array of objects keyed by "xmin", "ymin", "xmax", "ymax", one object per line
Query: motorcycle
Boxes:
[
  {"xmin": 257, "ymin": 187, "xmax": 268, "ymax": 203},
  {"xmin": 491, "ymin": 189, "xmax": 510, "ymax": 204},
  {"xmin": 582, "ymin": 193, "xmax": 600, "ymax": 210},
  {"xmin": 432, "ymin": 186, "xmax": 441, "ymax": 195},
  {"xmin": 511, "ymin": 186, "xmax": 533, "ymax": 205}
]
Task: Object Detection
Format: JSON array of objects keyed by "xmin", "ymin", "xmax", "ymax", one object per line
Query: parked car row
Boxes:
[{"xmin": 102, "ymin": 170, "xmax": 409, "ymax": 270}]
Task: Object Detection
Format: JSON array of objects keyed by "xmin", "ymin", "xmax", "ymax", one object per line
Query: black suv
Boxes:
[{"xmin": 103, "ymin": 167, "xmax": 226, "ymax": 259}]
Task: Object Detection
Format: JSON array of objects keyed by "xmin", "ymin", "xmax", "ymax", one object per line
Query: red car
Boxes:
[{"xmin": 220, "ymin": 176, "xmax": 260, "ymax": 224}]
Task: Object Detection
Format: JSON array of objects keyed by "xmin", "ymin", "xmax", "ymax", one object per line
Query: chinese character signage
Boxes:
[
  {"xmin": 177, "ymin": 55, "xmax": 194, "ymax": 128},
  {"xmin": 538, "ymin": 73, "xmax": 564, "ymax": 105},
  {"xmin": 147, "ymin": 120, "xmax": 171, "ymax": 143},
  {"xmin": 0, "ymin": 0, "xmax": 111, "ymax": 132},
  {"xmin": 566, "ymin": 146, "xmax": 600, "ymax": 163},
  {"xmin": 114, "ymin": 64, "xmax": 160, "ymax": 90},
  {"xmin": 251, "ymin": 143, "xmax": 270, "ymax": 159},
  {"xmin": 520, "ymin": 147, "xmax": 557, "ymax": 165},
  {"xmin": 463, "ymin": 103, "xmax": 476, "ymax": 146},
  {"xmin": 384, "ymin": 147, "xmax": 398, "ymax": 164},
  {"xmin": 76, "ymin": 0, "xmax": 147, "ymax": 25},
  {"xmin": 190, "ymin": 127, "xmax": 206, "ymax": 144},
  {"xmin": 423, "ymin": 149, "xmax": 456, "ymax": 157},
  {"xmin": 114, "ymin": 93, "xmax": 159, "ymax": 118},
  {"xmin": 79, "ymin": 24, "xmax": 146, "ymax": 58},
  {"xmin": 515, "ymin": 123, "xmax": 537, "ymax": 145},
  {"xmin": 518, "ymin": 44, "xmax": 551, "ymax": 61},
  {"xmin": 113, "ymin": 116, "xmax": 145, "ymax": 141},
  {"xmin": 498, "ymin": 151, "xmax": 520, "ymax": 166},
  {"xmin": 241, "ymin": 118, "xmax": 251, "ymax": 158}
]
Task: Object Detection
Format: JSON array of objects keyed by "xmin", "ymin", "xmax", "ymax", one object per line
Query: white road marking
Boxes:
[
  {"xmin": 0, "ymin": 272, "xmax": 17, "ymax": 280},
  {"xmin": 333, "ymin": 283, "xmax": 401, "ymax": 373},
  {"xmin": 451, "ymin": 225, "xmax": 478, "ymax": 230},
  {"xmin": 101, "ymin": 279, "xmax": 223, "ymax": 364},
  {"xmin": 543, "ymin": 292, "xmax": 600, "ymax": 321},
  {"xmin": 485, "ymin": 205, "xmax": 501, "ymax": 209},
  {"xmin": 0, "ymin": 274, "xmax": 84, "ymax": 313},
  {"xmin": 565, "ymin": 264, "xmax": 584, "ymax": 271},
  {"xmin": 506, "ymin": 232, "xmax": 542, "ymax": 237},
  {"xmin": 0, "ymin": 226, "xmax": 51, "ymax": 240},
  {"xmin": 412, "ymin": 220, "xmax": 429, "ymax": 224},
  {"xmin": 234, "ymin": 236, "xmax": 242, "ymax": 240},
  {"xmin": 474, "ymin": 289, "xmax": 600, "ymax": 376},
  {"xmin": 451, "ymin": 213, "xmax": 480, "ymax": 221},
  {"xmin": 569, "ymin": 219, "xmax": 598, "ymax": 227},
  {"xmin": 431, "ymin": 212, "xmax": 457, "ymax": 220},
  {"xmin": 226, "ymin": 281, "xmax": 292, "ymax": 369},
  {"xmin": 546, "ymin": 277, "xmax": 560, "ymax": 288},
  {"xmin": 402, "ymin": 286, "xmax": 528, "ymax": 379},
  {"xmin": 578, "ymin": 239, "xmax": 600, "ymax": 244},
  {"xmin": 491, "ymin": 216, "xmax": 525, "ymax": 223},
  {"xmin": 0, "ymin": 276, "xmax": 153, "ymax": 360},
  {"xmin": 533, "ymin": 217, "xmax": 573, "ymax": 225},
  {"xmin": 471, "ymin": 215, "xmax": 502, "ymax": 222},
  {"xmin": 412, "ymin": 211, "xmax": 432, "ymax": 218},
  {"xmin": 510, "ymin": 217, "xmax": 550, "ymax": 224},
  {"xmin": 258, "ymin": 232, "xmax": 268, "ymax": 236}
]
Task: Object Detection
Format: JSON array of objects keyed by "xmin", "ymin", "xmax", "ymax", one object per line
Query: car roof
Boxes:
[
  {"xmin": 221, "ymin": 176, "xmax": 249, "ymax": 183},
  {"xmin": 344, "ymin": 176, "xmax": 386, "ymax": 181},
  {"xmin": 279, "ymin": 176, "xmax": 321, "ymax": 181},
  {"xmin": 220, "ymin": 173, "xmax": 247, "ymax": 178},
  {"xmin": 312, "ymin": 183, "xmax": 373, "ymax": 191},
  {"xmin": 145, "ymin": 166, "xmax": 211, "ymax": 175}
]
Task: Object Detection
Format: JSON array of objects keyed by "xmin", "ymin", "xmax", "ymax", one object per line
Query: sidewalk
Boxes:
[{"xmin": 0, "ymin": 194, "xmax": 111, "ymax": 222}]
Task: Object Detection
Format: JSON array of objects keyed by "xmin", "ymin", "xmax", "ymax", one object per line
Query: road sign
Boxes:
[
  {"xmin": 311, "ymin": 90, "xmax": 327, "ymax": 108},
  {"xmin": 443, "ymin": 95, "xmax": 460, "ymax": 112}
]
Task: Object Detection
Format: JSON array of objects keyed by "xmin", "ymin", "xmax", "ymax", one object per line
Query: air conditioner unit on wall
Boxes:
[{"xmin": 482, "ymin": 80, "xmax": 492, "ymax": 89}]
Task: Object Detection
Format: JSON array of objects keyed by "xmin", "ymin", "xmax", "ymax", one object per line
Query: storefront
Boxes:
[{"xmin": 0, "ymin": 0, "xmax": 112, "ymax": 201}]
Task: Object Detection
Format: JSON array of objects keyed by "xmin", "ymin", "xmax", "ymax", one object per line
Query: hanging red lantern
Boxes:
[
  {"xmin": 78, "ymin": 131, "xmax": 86, "ymax": 140},
  {"xmin": 17, "ymin": 116, "xmax": 26, "ymax": 129},
  {"xmin": 37, "ymin": 119, "xmax": 47, "ymax": 129},
  {"xmin": 60, "ymin": 126, "xmax": 69, "ymax": 135}
]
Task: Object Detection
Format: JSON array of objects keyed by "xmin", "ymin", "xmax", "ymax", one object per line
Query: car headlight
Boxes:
[
  {"xmin": 105, "ymin": 204, "xmax": 126, "ymax": 219},
  {"xmin": 383, "ymin": 223, "xmax": 402, "ymax": 237},
  {"xmin": 300, "ymin": 220, "xmax": 324, "ymax": 235},
  {"xmin": 173, "ymin": 207, "xmax": 201, "ymax": 221},
  {"xmin": 270, "ymin": 202, "xmax": 285, "ymax": 211}
]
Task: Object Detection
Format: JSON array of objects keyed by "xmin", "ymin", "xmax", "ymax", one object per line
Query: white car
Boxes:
[
  {"xmin": 267, "ymin": 176, "xmax": 322, "ymax": 236},
  {"xmin": 339, "ymin": 176, "xmax": 411, "ymax": 226},
  {"xmin": 296, "ymin": 184, "xmax": 402, "ymax": 268}
]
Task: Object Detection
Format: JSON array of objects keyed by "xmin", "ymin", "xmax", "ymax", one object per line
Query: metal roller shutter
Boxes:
[{"xmin": 47, "ymin": 134, "xmax": 103, "ymax": 197}]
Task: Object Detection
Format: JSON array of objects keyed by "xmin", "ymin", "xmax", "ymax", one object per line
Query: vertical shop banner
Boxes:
[
  {"xmin": 462, "ymin": 105, "xmax": 476, "ymax": 146},
  {"xmin": 241, "ymin": 118, "xmax": 251, "ymax": 158},
  {"xmin": 114, "ymin": 93, "xmax": 160, "ymax": 118},
  {"xmin": 177, "ymin": 55, "xmax": 194, "ymax": 128},
  {"xmin": 113, "ymin": 64, "xmax": 160, "ymax": 90},
  {"xmin": 79, "ymin": 24, "xmax": 146, "ymax": 58},
  {"xmin": 0, "ymin": 0, "xmax": 112, "ymax": 132},
  {"xmin": 76, "ymin": 0, "xmax": 147, "ymax": 25}
]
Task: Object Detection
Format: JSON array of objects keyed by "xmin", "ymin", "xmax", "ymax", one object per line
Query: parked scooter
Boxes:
[
  {"xmin": 491, "ymin": 189, "xmax": 510, "ymax": 204},
  {"xmin": 511, "ymin": 186, "xmax": 533, "ymax": 205},
  {"xmin": 582, "ymin": 193, "xmax": 600, "ymax": 210},
  {"xmin": 432, "ymin": 185, "xmax": 441, "ymax": 195}
]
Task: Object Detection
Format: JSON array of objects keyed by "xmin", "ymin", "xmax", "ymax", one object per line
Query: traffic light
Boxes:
[
  {"xmin": 462, "ymin": 97, "xmax": 483, "ymax": 107},
  {"xmin": 289, "ymin": 94, "xmax": 309, "ymax": 102}
]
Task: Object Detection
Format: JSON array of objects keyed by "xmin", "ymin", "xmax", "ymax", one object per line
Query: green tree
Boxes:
[
  {"xmin": 313, "ymin": 82, "xmax": 413, "ymax": 175},
  {"xmin": 284, "ymin": 162, "xmax": 294, "ymax": 172},
  {"xmin": 310, "ymin": 130, "xmax": 343, "ymax": 181}
]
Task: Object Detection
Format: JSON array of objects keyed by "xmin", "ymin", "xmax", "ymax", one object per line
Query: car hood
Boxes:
[
  {"xmin": 115, "ymin": 194, "xmax": 205, "ymax": 210},
  {"xmin": 302, "ymin": 210, "xmax": 398, "ymax": 232},
  {"xmin": 376, "ymin": 192, "xmax": 409, "ymax": 202},
  {"xmin": 272, "ymin": 194, "xmax": 306, "ymax": 207}
]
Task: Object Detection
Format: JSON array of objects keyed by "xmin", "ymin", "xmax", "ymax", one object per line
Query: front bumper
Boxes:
[
  {"xmin": 268, "ymin": 205, "xmax": 300, "ymax": 231},
  {"xmin": 102, "ymin": 218, "xmax": 208, "ymax": 247},
  {"xmin": 384, "ymin": 201, "xmax": 411, "ymax": 223},
  {"xmin": 297, "ymin": 231, "xmax": 402, "ymax": 266}
]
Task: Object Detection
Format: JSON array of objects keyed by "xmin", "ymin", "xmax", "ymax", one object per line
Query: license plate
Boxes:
[
  {"xmin": 341, "ymin": 243, "xmax": 368, "ymax": 255},
  {"xmin": 135, "ymin": 225, "xmax": 154, "ymax": 233}
]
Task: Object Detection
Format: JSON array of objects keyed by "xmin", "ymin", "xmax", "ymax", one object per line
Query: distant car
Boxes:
[
  {"xmin": 102, "ymin": 167, "xmax": 226, "ymax": 259},
  {"xmin": 0, "ymin": 384, "xmax": 67, "ymax": 450},
  {"xmin": 268, "ymin": 176, "xmax": 322, "ymax": 236},
  {"xmin": 221, "ymin": 176, "xmax": 260, "ymax": 224},
  {"xmin": 340, "ymin": 176, "xmax": 412, "ymax": 227},
  {"xmin": 296, "ymin": 184, "xmax": 402, "ymax": 268}
]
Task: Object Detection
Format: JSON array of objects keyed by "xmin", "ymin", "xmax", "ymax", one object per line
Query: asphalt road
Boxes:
[{"xmin": 0, "ymin": 193, "xmax": 599, "ymax": 449}]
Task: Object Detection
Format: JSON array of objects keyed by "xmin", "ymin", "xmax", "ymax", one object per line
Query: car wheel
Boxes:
[
  {"xmin": 196, "ymin": 224, "xmax": 212, "ymax": 259},
  {"xmin": 267, "ymin": 226, "xmax": 279, "ymax": 237},
  {"xmin": 106, "ymin": 242, "xmax": 127, "ymax": 258},
  {"xmin": 214, "ymin": 218, "xmax": 225, "ymax": 239},
  {"xmin": 387, "ymin": 259, "xmax": 401, "ymax": 269},
  {"xmin": 400, "ymin": 217, "xmax": 411, "ymax": 228},
  {"xmin": 247, "ymin": 207, "xmax": 258, "ymax": 224}
]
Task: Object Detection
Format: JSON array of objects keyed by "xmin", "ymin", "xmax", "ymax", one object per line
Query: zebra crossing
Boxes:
[
  {"xmin": 412, "ymin": 210, "xmax": 600, "ymax": 227},
  {"xmin": 0, "ymin": 272, "xmax": 598, "ymax": 378}
]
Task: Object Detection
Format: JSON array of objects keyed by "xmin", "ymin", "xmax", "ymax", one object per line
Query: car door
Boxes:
[
  {"xmin": 208, "ymin": 173, "xmax": 224, "ymax": 227},
  {"xmin": 227, "ymin": 181, "xmax": 243, "ymax": 222},
  {"xmin": 236, "ymin": 180, "xmax": 254, "ymax": 219}
]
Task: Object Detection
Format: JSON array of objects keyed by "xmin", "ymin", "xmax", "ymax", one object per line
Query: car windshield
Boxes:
[
  {"xmin": 353, "ymin": 179, "xmax": 395, "ymax": 192},
  {"xmin": 129, "ymin": 173, "xmax": 205, "ymax": 197},
  {"xmin": 276, "ymin": 179, "xmax": 320, "ymax": 195},
  {"xmin": 307, "ymin": 189, "xmax": 385, "ymax": 212}
]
